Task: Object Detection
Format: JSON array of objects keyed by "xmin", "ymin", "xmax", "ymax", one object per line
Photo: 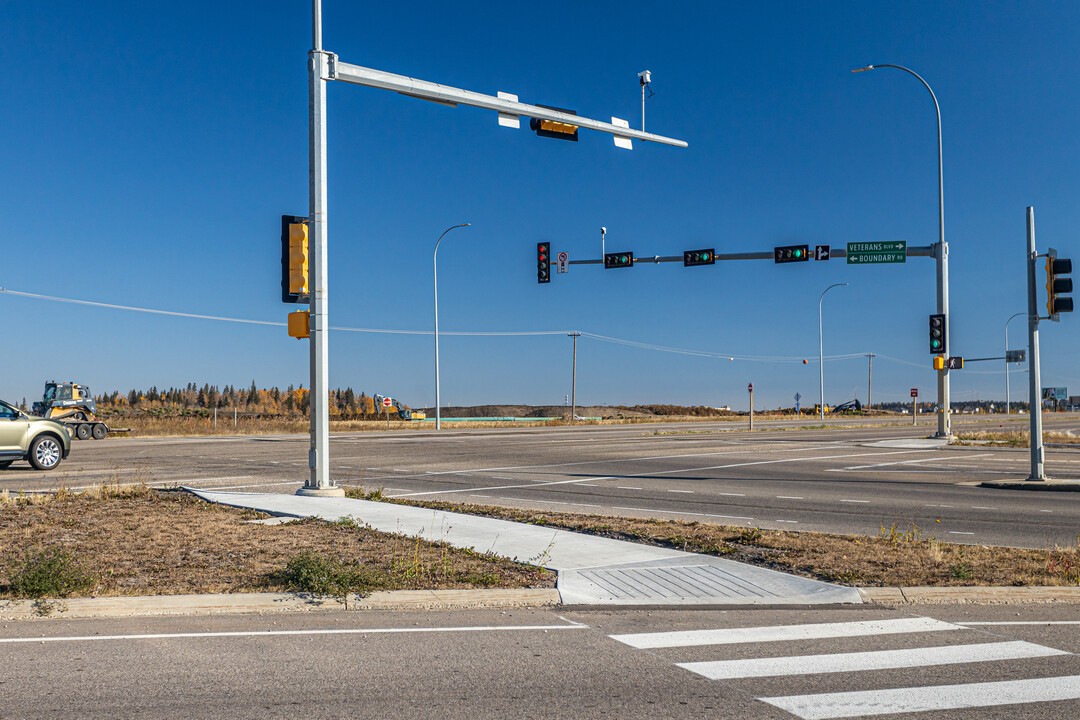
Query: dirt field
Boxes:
[{"xmin": 0, "ymin": 487, "xmax": 553, "ymax": 601}]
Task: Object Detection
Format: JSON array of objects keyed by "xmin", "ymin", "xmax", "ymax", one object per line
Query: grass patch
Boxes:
[
  {"xmin": 955, "ymin": 430, "xmax": 1080, "ymax": 447},
  {"xmin": 343, "ymin": 489, "xmax": 1080, "ymax": 588},
  {"xmin": 0, "ymin": 485, "xmax": 553, "ymax": 599}
]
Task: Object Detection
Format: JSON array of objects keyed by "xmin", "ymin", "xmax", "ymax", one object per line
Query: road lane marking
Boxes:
[
  {"xmin": 718, "ymin": 492, "xmax": 745, "ymax": 497},
  {"xmin": 617, "ymin": 486, "xmax": 643, "ymax": 490},
  {"xmin": 971, "ymin": 506, "xmax": 996, "ymax": 510},
  {"xmin": 394, "ymin": 450, "xmax": 931, "ymax": 498},
  {"xmin": 839, "ymin": 499, "xmax": 869, "ymax": 504},
  {"xmin": 609, "ymin": 617, "xmax": 960, "ymax": 649},
  {"xmin": 499, "ymin": 497, "xmax": 601, "ymax": 508},
  {"xmin": 679, "ymin": 641, "xmax": 1065, "ymax": 680},
  {"xmin": 668, "ymin": 489, "xmax": 694, "ymax": 494},
  {"xmin": 831, "ymin": 453, "xmax": 993, "ymax": 471},
  {"xmin": 0, "ymin": 623, "xmax": 590, "ymax": 645},
  {"xmin": 611, "ymin": 506, "xmax": 753, "ymax": 521},
  {"xmin": 948, "ymin": 531, "xmax": 975, "ymax": 535},
  {"xmin": 777, "ymin": 496, "xmax": 804, "ymax": 500},
  {"xmin": 774, "ymin": 520, "xmax": 799, "ymax": 524},
  {"xmin": 759, "ymin": 676, "xmax": 1080, "ymax": 719}
]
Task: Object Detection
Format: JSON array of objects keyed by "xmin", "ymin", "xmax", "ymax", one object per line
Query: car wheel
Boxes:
[
  {"xmin": 29, "ymin": 435, "xmax": 63, "ymax": 470},
  {"xmin": 0, "ymin": 460, "xmax": 13, "ymax": 469},
  {"xmin": 92, "ymin": 423, "xmax": 108, "ymax": 440},
  {"xmin": 76, "ymin": 423, "xmax": 92, "ymax": 440}
]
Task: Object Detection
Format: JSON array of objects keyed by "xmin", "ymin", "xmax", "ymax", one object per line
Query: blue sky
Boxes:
[{"xmin": 2, "ymin": 1, "xmax": 1078, "ymax": 411}]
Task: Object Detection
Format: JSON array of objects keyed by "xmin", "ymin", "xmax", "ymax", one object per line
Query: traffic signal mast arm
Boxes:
[
  {"xmin": 563, "ymin": 244, "xmax": 936, "ymax": 265},
  {"xmin": 329, "ymin": 60, "xmax": 688, "ymax": 149}
]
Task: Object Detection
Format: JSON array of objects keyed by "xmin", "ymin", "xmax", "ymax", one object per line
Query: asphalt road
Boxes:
[
  {"xmin": 3, "ymin": 604, "xmax": 1080, "ymax": 718},
  {"xmin": 4, "ymin": 414, "xmax": 1080, "ymax": 548}
]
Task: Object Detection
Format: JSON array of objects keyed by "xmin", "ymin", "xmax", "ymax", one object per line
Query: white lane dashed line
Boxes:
[
  {"xmin": 718, "ymin": 492, "xmax": 746, "ymax": 497},
  {"xmin": 392, "ymin": 449, "xmax": 932, "ymax": 499},
  {"xmin": 617, "ymin": 486, "xmax": 643, "ymax": 490},
  {"xmin": 499, "ymin": 497, "xmax": 602, "ymax": 509},
  {"xmin": 925, "ymin": 504, "xmax": 955, "ymax": 508},
  {"xmin": 971, "ymin": 506, "xmax": 996, "ymax": 510},
  {"xmin": 774, "ymin": 520, "xmax": 799, "ymax": 524},
  {"xmin": 948, "ymin": 531, "xmax": 975, "ymax": 535},
  {"xmin": 776, "ymin": 496, "xmax": 804, "ymax": 500},
  {"xmin": 840, "ymin": 499, "xmax": 870, "ymax": 504},
  {"xmin": 1040, "ymin": 509, "xmax": 1053, "ymax": 513},
  {"xmin": 577, "ymin": 484, "xmax": 599, "ymax": 487},
  {"xmin": 612, "ymin": 506, "xmax": 753, "ymax": 521},
  {"xmin": 668, "ymin": 490, "xmax": 694, "ymax": 494}
]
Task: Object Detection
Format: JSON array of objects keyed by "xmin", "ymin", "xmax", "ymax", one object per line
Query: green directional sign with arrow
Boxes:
[{"xmin": 846, "ymin": 241, "xmax": 907, "ymax": 264}]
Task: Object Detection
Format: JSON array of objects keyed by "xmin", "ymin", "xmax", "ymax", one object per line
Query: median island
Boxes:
[{"xmin": 1, "ymin": 484, "xmax": 1077, "ymax": 612}]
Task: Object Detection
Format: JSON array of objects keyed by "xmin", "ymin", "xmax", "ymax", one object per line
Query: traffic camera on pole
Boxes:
[
  {"xmin": 683, "ymin": 249, "xmax": 715, "ymax": 267},
  {"xmin": 281, "ymin": 215, "xmax": 309, "ymax": 304},
  {"xmin": 1045, "ymin": 249, "xmax": 1073, "ymax": 320},
  {"xmin": 774, "ymin": 245, "xmax": 809, "ymax": 263},
  {"xmin": 604, "ymin": 251, "xmax": 634, "ymax": 269},
  {"xmin": 929, "ymin": 314, "xmax": 946, "ymax": 355},
  {"xmin": 537, "ymin": 242, "xmax": 551, "ymax": 284}
]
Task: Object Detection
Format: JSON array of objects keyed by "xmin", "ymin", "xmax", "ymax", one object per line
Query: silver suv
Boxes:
[{"xmin": 0, "ymin": 399, "xmax": 71, "ymax": 470}]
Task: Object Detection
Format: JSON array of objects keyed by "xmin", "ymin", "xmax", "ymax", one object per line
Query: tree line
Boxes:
[{"xmin": 94, "ymin": 382, "xmax": 410, "ymax": 417}]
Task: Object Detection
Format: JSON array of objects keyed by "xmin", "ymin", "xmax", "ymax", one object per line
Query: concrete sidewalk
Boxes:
[{"xmin": 189, "ymin": 489, "xmax": 861, "ymax": 606}]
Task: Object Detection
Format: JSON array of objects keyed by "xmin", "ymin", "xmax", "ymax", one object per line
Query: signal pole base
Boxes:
[{"xmin": 296, "ymin": 485, "xmax": 346, "ymax": 498}]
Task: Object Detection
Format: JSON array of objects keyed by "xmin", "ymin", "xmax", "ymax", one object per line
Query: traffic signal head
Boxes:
[
  {"xmin": 287, "ymin": 310, "xmax": 310, "ymax": 339},
  {"xmin": 537, "ymin": 242, "xmax": 550, "ymax": 284},
  {"xmin": 683, "ymin": 249, "xmax": 715, "ymax": 267},
  {"xmin": 774, "ymin": 245, "xmax": 809, "ymax": 263},
  {"xmin": 604, "ymin": 251, "xmax": 634, "ymax": 269},
  {"xmin": 281, "ymin": 215, "xmax": 309, "ymax": 303},
  {"xmin": 1045, "ymin": 252, "xmax": 1073, "ymax": 319},
  {"xmin": 530, "ymin": 105, "xmax": 579, "ymax": 141},
  {"xmin": 929, "ymin": 314, "xmax": 946, "ymax": 355}
]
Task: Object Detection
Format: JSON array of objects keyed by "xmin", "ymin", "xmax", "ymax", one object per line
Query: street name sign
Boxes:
[{"xmin": 847, "ymin": 241, "xmax": 907, "ymax": 265}]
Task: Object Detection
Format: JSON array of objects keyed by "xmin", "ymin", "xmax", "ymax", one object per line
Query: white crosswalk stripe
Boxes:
[
  {"xmin": 609, "ymin": 616, "xmax": 1080, "ymax": 718},
  {"xmin": 609, "ymin": 617, "xmax": 959, "ymax": 649},
  {"xmin": 678, "ymin": 640, "xmax": 1066, "ymax": 680},
  {"xmin": 760, "ymin": 676, "xmax": 1080, "ymax": 719}
]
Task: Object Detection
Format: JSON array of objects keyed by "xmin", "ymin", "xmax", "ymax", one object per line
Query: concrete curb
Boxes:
[
  {"xmin": 0, "ymin": 588, "xmax": 560, "ymax": 621},
  {"xmin": 859, "ymin": 586, "xmax": 1080, "ymax": 604},
  {"xmin": 979, "ymin": 480, "xmax": 1080, "ymax": 491}
]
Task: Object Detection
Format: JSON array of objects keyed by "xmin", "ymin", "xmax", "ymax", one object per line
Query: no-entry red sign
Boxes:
[{"xmin": 382, "ymin": 397, "xmax": 392, "ymax": 407}]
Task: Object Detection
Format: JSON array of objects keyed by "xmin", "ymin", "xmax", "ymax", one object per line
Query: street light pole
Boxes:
[
  {"xmin": 865, "ymin": 353, "xmax": 876, "ymax": 411},
  {"xmin": 819, "ymin": 283, "xmax": 848, "ymax": 421},
  {"xmin": 433, "ymin": 223, "xmax": 471, "ymax": 431},
  {"xmin": 568, "ymin": 332, "xmax": 580, "ymax": 424},
  {"xmin": 1005, "ymin": 311, "xmax": 1025, "ymax": 415},
  {"xmin": 853, "ymin": 63, "xmax": 951, "ymax": 438}
]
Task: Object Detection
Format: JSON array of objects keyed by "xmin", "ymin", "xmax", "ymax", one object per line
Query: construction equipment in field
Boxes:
[{"xmin": 30, "ymin": 381, "xmax": 123, "ymax": 440}]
